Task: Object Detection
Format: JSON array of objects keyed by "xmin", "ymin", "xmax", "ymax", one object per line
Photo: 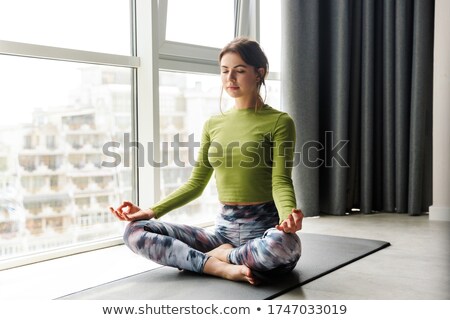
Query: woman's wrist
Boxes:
[{"xmin": 142, "ymin": 208, "xmax": 156, "ymax": 220}]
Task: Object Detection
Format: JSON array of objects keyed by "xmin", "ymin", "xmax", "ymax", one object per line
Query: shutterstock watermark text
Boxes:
[{"xmin": 101, "ymin": 132, "xmax": 349, "ymax": 169}]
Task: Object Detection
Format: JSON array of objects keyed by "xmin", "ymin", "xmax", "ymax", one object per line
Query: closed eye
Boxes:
[{"xmin": 221, "ymin": 69, "xmax": 245, "ymax": 74}]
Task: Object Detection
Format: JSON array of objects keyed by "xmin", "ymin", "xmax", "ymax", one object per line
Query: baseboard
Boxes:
[{"xmin": 429, "ymin": 206, "xmax": 450, "ymax": 221}]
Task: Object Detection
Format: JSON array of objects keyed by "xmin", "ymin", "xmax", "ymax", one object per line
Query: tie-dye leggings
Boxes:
[{"xmin": 123, "ymin": 201, "xmax": 301, "ymax": 277}]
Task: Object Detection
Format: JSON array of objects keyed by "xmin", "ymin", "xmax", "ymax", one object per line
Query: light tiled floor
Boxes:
[{"xmin": 0, "ymin": 213, "xmax": 448, "ymax": 300}]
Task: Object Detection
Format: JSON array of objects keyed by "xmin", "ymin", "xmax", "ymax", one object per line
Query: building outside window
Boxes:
[{"xmin": 0, "ymin": 0, "xmax": 133, "ymax": 264}]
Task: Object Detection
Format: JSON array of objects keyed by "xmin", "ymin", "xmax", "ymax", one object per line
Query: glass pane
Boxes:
[
  {"xmin": 0, "ymin": 56, "xmax": 133, "ymax": 261},
  {"xmin": 265, "ymin": 79, "xmax": 281, "ymax": 110},
  {"xmin": 0, "ymin": 0, "xmax": 131, "ymax": 55},
  {"xmin": 260, "ymin": 0, "xmax": 281, "ymax": 73},
  {"xmin": 158, "ymin": 71, "xmax": 233, "ymax": 225},
  {"xmin": 166, "ymin": 0, "xmax": 234, "ymax": 48}
]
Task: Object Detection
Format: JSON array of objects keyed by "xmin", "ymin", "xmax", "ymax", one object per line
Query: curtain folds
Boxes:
[{"xmin": 281, "ymin": 0, "xmax": 434, "ymax": 216}]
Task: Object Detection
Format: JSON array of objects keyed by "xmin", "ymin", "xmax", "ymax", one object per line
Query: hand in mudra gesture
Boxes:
[
  {"xmin": 109, "ymin": 201, "xmax": 155, "ymax": 222},
  {"xmin": 275, "ymin": 208, "xmax": 303, "ymax": 233}
]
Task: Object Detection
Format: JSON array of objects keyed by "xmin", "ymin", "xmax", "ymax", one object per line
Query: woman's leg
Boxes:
[
  {"xmin": 124, "ymin": 219, "xmax": 259, "ymax": 284},
  {"xmin": 227, "ymin": 227, "xmax": 302, "ymax": 275},
  {"xmin": 123, "ymin": 219, "xmax": 225, "ymax": 273},
  {"xmin": 210, "ymin": 202, "xmax": 301, "ymax": 278}
]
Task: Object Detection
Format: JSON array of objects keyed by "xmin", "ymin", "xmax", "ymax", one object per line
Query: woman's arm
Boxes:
[{"xmin": 271, "ymin": 113, "xmax": 297, "ymax": 222}]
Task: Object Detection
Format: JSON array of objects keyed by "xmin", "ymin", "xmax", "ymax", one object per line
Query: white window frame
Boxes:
[{"xmin": 0, "ymin": 40, "xmax": 139, "ymax": 67}]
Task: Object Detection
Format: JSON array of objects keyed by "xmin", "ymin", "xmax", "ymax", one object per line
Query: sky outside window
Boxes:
[
  {"xmin": 0, "ymin": 0, "xmax": 130, "ymax": 55},
  {"xmin": 166, "ymin": 0, "xmax": 234, "ymax": 48}
]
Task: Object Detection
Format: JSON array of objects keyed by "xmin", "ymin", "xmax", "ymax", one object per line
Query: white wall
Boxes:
[{"xmin": 430, "ymin": 0, "xmax": 450, "ymax": 221}]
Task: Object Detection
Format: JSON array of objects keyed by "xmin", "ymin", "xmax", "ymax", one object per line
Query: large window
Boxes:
[
  {"xmin": 0, "ymin": 0, "xmax": 135, "ymax": 268},
  {"xmin": 0, "ymin": 58, "xmax": 134, "ymax": 262}
]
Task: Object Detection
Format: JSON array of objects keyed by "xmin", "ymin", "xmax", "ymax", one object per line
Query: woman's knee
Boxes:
[
  {"xmin": 123, "ymin": 220, "xmax": 147, "ymax": 248},
  {"xmin": 263, "ymin": 228, "xmax": 302, "ymax": 264}
]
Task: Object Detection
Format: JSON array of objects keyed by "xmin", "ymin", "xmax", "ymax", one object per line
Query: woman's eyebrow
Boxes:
[{"xmin": 221, "ymin": 64, "xmax": 248, "ymax": 69}]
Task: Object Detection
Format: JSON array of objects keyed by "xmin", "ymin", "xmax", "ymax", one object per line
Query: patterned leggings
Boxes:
[{"xmin": 123, "ymin": 202, "xmax": 302, "ymax": 276}]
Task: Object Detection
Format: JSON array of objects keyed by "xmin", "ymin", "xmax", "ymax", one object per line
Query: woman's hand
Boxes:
[
  {"xmin": 109, "ymin": 201, "xmax": 155, "ymax": 222},
  {"xmin": 276, "ymin": 208, "xmax": 304, "ymax": 233}
]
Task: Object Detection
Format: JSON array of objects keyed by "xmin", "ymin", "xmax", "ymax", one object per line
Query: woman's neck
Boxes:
[{"xmin": 234, "ymin": 96, "xmax": 263, "ymax": 110}]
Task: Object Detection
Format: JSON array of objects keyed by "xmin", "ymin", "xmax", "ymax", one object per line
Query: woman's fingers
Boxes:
[
  {"xmin": 109, "ymin": 200, "xmax": 141, "ymax": 221},
  {"xmin": 282, "ymin": 219, "xmax": 293, "ymax": 233},
  {"xmin": 109, "ymin": 206, "xmax": 124, "ymax": 220},
  {"xmin": 293, "ymin": 214, "xmax": 301, "ymax": 230},
  {"xmin": 110, "ymin": 203, "xmax": 153, "ymax": 222},
  {"xmin": 109, "ymin": 204, "xmax": 133, "ymax": 221},
  {"xmin": 117, "ymin": 201, "xmax": 131, "ymax": 214},
  {"xmin": 276, "ymin": 210, "xmax": 304, "ymax": 234},
  {"xmin": 291, "ymin": 209, "xmax": 304, "ymax": 231}
]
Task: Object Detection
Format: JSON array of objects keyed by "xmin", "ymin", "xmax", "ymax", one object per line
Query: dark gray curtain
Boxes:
[{"xmin": 281, "ymin": 0, "xmax": 434, "ymax": 216}]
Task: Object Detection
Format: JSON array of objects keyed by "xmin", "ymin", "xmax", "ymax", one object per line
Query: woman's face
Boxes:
[{"xmin": 220, "ymin": 52, "xmax": 261, "ymax": 101}]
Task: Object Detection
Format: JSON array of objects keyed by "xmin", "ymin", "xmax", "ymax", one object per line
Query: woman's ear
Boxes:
[{"xmin": 257, "ymin": 67, "xmax": 266, "ymax": 79}]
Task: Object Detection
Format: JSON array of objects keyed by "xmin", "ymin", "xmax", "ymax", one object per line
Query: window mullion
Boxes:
[
  {"xmin": 135, "ymin": 0, "xmax": 160, "ymax": 209},
  {"xmin": 234, "ymin": 0, "xmax": 260, "ymax": 40},
  {"xmin": 158, "ymin": 0, "xmax": 168, "ymax": 47}
]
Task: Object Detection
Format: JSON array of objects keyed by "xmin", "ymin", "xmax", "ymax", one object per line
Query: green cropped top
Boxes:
[{"xmin": 151, "ymin": 104, "xmax": 297, "ymax": 222}]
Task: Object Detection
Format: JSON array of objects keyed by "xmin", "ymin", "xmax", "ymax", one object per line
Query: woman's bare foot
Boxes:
[
  {"xmin": 203, "ymin": 256, "xmax": 259, "ymax": 285},
  {"xmin": 206, "ymin": 243, "xmax": 234, "ymax": 262}
]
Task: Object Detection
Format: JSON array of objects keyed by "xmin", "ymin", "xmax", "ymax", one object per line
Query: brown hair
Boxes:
[{"xmin": 219, "ymin": 37, "xmax": 269, "ymax": 110}]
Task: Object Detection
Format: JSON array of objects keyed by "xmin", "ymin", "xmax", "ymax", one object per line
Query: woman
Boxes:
[{"xmin": 110, "ymin": 38, "xmax": 303, "ymax": 285}]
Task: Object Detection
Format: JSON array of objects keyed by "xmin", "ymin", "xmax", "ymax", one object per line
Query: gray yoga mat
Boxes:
[{"xmin": 58, "ymin": 233, "xmax": 390, "ymax": 300}]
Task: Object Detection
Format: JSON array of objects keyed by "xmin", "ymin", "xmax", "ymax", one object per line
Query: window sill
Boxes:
[{"xmin": 0, "ymin": 244, "xmax": 158, "ymax": 300}]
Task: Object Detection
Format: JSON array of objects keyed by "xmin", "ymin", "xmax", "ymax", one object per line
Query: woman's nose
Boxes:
[{"xmin": 227, "ymin": 70, "xmax": 236, "ymax": 81}]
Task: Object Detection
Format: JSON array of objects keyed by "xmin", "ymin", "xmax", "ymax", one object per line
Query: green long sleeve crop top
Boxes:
[{"xmin": 151, "ymin": 104, "xmax": 297, "ymax": 222}]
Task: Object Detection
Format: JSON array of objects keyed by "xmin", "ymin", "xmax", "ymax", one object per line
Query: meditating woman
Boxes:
[{"xmin": 110, "ymin": 37, "xmax": 303, "ymax": 285}]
